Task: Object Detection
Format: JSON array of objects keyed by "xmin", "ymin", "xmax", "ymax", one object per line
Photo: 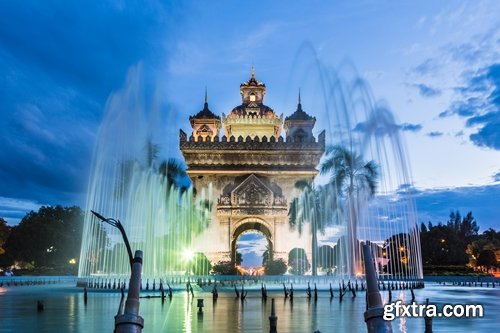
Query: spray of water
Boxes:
[
  {"xmin": 79, "ymin": 52, "xmax": 423, "ymax": 282},
  {"xmin": 288, "ymin": 45, "xmax": 423, "ymax": 280},
  {"xmin": 78, "ymin": 66, "xmax": 212, "ymax": 279}
]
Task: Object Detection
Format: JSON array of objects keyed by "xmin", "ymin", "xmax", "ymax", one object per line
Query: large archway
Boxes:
[{"xmin": 230, "ymin": 218, "xmax": 273, "ymax": 267}]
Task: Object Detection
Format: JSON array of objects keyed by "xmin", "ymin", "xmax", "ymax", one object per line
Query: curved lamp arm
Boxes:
[{"xmin": 91, "ymin": 210, "xmax": 134, "ymax": 269}]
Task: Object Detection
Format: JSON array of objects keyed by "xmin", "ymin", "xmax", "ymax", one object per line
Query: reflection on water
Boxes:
[{"xmin": 0, "ymin": 282, "xmax": 498, "ymax": 332}]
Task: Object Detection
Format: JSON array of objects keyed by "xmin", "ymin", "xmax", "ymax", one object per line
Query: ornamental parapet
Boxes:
[
  {"xmin": 216, "ymin": 207, "xmax": 288, "ymax": 217},
  {"xmin": 221, "ymin": 112, "xmax": 283, "ymax": 125},
  {"xmin": 179, "ymin": 129, "xmax": 325, "ymax": 149}
]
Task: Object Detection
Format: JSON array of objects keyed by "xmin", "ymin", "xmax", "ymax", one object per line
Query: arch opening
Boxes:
[{"xmin": 231, "ymin": 220, "xmax": 273, "ymax": 272}]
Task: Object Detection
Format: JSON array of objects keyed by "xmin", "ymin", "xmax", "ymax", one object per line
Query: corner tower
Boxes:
[
  {"xmin": 284, "ymin": 92, "xmax": 316, "ymax": 143},
  {"xmin": 189, "ymin": 90, "xmax": 221, "ymax": 142}
]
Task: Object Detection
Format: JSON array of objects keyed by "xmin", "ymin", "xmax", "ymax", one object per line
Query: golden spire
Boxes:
[{"xmin": 251, "ymin": 65, "xmax": 255, "ymax": 79}]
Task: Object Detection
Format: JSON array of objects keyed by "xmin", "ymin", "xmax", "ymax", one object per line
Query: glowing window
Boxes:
[{"xmin": 250, "ymin": 94, "xmax": 256, "ymax": 102}]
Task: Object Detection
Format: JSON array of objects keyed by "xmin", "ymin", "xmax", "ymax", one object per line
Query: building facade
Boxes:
[{"xmin": 180, "ymin": 69, "xmax": 325, "ymax": 265}]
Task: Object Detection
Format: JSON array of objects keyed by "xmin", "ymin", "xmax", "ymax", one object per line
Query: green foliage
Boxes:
[
  {"xmin": 423, "ymin": 265, "xmax": 478, "ymax": 276},
  {"xmin": 264, "ymin": 258, "xmax": 287, "ymax": 275},
  {"xmin": 158, "ymin": 158, "xmax": 190, "ymax": 194},
  {"xmin": 235, "ymin": 251, "xmax": 242, "ymax": 265},
  {"xmin": 318, "ymin": 145, "xmax": 379, "ymax": 276},
  {"xmin": 262, "ymin": 249, "xmax": 270, "ymax": 266},
  {"xmin": 288, "ymin": 248, "xmax": 310, "ymax": 275},
  {"xmin": 476, "ymin": 249, "xmax": 498, "ymax": 271},
  {"xmin": 317, "ymin": 245, "xmax": 334, "ymax": 269},
  {"xmin": 288, "ymin": 180, "xmax": 337, "ymax": 276},
  {"xmin": 211, "ymin": 261, "xmax": 238, "ymax": 275},
  {"xmin": 320, "ymin": 145, "xmax": 378, "ymax": 198},
  {"xmin": 190, "ymin": 252, "xmax": 212, "ymax": 275},
  {"xmin": 0, "ymin": 217, "xmax": 10, "ymax": 256},
  {"xmin": 420, "ymin": 211, "xmax": 500, "ymax": 275},
  {"xmin": 0, "ymin": 206, "xmax": 84, "ymax": 270},
  {"xmin": 384, "ymin": 233, "xmax": 413, "ymax": 275},
  {"xmin": 420, "ymin": 212, "xmax": 478, "ymax": 266}
]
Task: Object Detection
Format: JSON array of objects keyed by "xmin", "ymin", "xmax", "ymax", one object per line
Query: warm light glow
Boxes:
[
  {"xmin": 440, "ymin": 239, "xmax": 446, "ymax": 243},
  {"xmin": 399, "ymin": 246, "xmax": 405, "ymax": 252},
  {"xmin": 356, "ymin": 271, "xmax": 362, "ymax": 277},
  {"xmin": 182, "ymin": 249, "xmax": 195, "ymax": 262},
  {"xmin": 68, "ymin": 258, "xmax": 77, "ymax": 265}
]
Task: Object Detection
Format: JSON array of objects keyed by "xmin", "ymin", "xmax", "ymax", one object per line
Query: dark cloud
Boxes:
[
  {"xmin": 441, "ymin": 63, "xmax": 500, "ymax": 150},
  {"xmin": 0, "ymin": 1, "xmax": 184, "ymax": 219},
  {"xmin": 413, "ymin": 58, "xmax": 439, "ymax": 76},
  {"xmin": 414, "ymin": 83, "xmax": 441, "ymax": 97},
  {"xmin": 493, "ymin": 172, "xmax": 500, "ymax": 182},
  {"xmin": 354, "ymin": 112, "xmax": 422, "ymax": 136},
  {"xmin": 439, "ymin": 98, "xmax": 482, "ymax": 118},
  {"xmin": 448, "ymin": 42, "xmax": 484, "ymax": 64},
  {"xmin": 427, "ymin": 131, "xmax": 443, "ymax": 138},
  {"xmin": 400, "ymin": 123, "xmax": 423, "ymax": 132},
  {"xmin": 470, "ymin": 119, "xmax": 500, "ymax": 149}
]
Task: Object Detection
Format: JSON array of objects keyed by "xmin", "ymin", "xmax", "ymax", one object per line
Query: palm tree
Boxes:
[
  {"xmin": 288, "ymin": 180, "xmax": 337, "ymax": 276},
  {"xmin": 319, "ymin": 145, "xmax": 378, "ymax": 276},
  {"xmin": 158, "ymin": 158, "xmax": 191, "ymax": 195}
]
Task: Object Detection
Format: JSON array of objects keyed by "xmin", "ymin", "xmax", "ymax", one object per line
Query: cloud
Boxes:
[
  {"xmin": 400, "ymin": 123, "xmax": 423, "ymax": 132},
  {"xmin": 470, "ymin": 119, "xmax": 500, "ymax": 149},
  {"xmin": 352, "ymin": 103, "xmax": 423, "ymax": 137},
  {"xmin": 413, "ymin": 58, "xmax": 439, "ymax": 76},
  {"xmin": 427, "ymin": 131, "xmax": 443, "ymax": 138},
  {"xmin": 412, "ymin": 13, "xmax": 500, "ymax": 151},
  {"xmin": 0, "ymin": 1, "xmax": 183, "ymax": 217},
  {"xmin": 0, "ymin": 197, "xmax": 45, "ymax": 225},
  {"xmin": 437, "ymin": 63, "xmax": 500, "ymax": 150},
  {"xmin": 493, "ymin": 172, "xmax": 500, "ymax": 182},
  {"xmin": 236, "ymin": 232, "xmax": 268, "ymax": 267},
  {"xmin": 413, "ymin": 83, "xmax": 442, "ymax": 97}
]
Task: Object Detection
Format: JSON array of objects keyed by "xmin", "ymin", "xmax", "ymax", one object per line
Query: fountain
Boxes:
[{"xmin": 78, "ymin": 60, "xmax": 423, "ymax": 283}]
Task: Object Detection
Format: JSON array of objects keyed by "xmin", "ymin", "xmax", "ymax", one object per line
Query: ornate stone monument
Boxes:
[{"xmin": 180, "ymin": 68, "xmax": 325, "ymax": 265}]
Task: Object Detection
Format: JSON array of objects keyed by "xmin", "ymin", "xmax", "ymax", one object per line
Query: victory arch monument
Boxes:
[{"xmin": 180, "ymin": 68, "xmax": 325, "ymax": 265}]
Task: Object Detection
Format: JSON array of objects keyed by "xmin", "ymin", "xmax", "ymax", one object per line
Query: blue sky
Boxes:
[{"xmin": 1, "ymin": 0, "xmax": 499, "ymax": 235}]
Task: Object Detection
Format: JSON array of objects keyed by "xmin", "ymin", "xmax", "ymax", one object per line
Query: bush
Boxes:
[
  {"xmin": 265, "ymin": 259, "xmax": 287, "ymax": 275},
  {"xmin": 423, "ymin": 265, "xmax": 478, "ymax": 276},
  {"xmin": 288, "ymin": 248, "xmax": 310, "ymax": 275},
  {"xmin": 190, "ymin": 253, "xmax": 212, "ymax": 275},
  {"xmin": 211, "ymin": 261, "xmax": 238, "ymax": 275}
]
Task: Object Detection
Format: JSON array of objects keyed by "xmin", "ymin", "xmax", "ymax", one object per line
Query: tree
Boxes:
[
  {"xmin": 262, "ymin": 243, "xmax": 272, "ymax": 266},
  {"xmin": 288, "ymin": 180, "xmax": 336, "ymax": 276},
  {"xmin": 319, "ymin": 145, "xmax": 378, "ymax": 276},
  {"xmin": 317, "ymin": 245, "xmax": 334, "ymax": 270},
  {"xmin": 2, "ymin": 206, "xmax": 84, "ymax": 270},
  {"xmin": 158, "ymin": 158, "xmax": 190, "ymax": 194},
  {"xmin": 265, "ymin": 259, "xmax": 287, "ymax": 275},
  {"xmin": 191, "ymin": 252, "xmax": 212, "ymax": 275},
  {"xmin": 448, "ymin": 211, "xmax": 478, "ymax": 243},
  {"xmin": 288, "ymin": 248, "xmax": 310, "ymax": 275},
  {"xmin": 235, "ymin": 251, "xmax": 243, "ymax": 266},
  {"xmin": 384, "ymin": 233, "xmax": 412, "ymax": 275},
  {"xmin": 476, "ymin": 249, "xmax": 497, "ymax": 272},
  {"xmin": 212, "ymin": 261, "xmax": 238, "ymax": 275},
  {"xmin": 0, "ymin": 218, "xmax": 10, "ymax": 256}
]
